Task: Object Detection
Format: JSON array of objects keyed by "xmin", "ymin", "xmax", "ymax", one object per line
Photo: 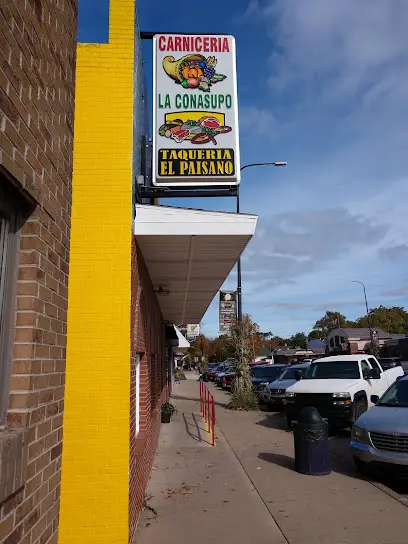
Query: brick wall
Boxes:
[
  {"xmin": 129, "ymin": 240, "xmax": 168, "ymax": 542},
  {"xmin": 0, "ymin": 1, "xmax": 77, "ymax": 543},
  {"xmin": 58, "ymin": 1, "xmax": 135, "ymax": 542}
]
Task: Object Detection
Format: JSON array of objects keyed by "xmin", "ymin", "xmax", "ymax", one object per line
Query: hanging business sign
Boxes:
[
  {"xmin": 153, "ymin": 34, "xmax": 240, "ymax": 187},
  {"xmin": 186, "ymin": 323, "xmax": 200, "ymax": 341},
  {"xmin": 219, "ymin": 291, "xmax": 237, "ymax": 333}
]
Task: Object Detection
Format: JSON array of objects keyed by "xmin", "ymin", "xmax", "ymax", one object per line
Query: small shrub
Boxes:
[{"xmin": 161, "ymin": 402, "xmax": 176, "ymax": 415}]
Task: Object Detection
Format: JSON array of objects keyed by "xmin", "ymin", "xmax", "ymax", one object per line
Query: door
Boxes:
[
  {"xmin": 367, "ymin": 357, "xmax": 389, "ymax": 396},
  {"xmin": 361, "ymin": 357, "xmax": 389, "ymax": 405}
]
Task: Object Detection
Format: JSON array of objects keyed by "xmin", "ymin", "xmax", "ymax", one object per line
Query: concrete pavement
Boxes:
[
  {"xmin": 136, "ymin": 376, "xmax": 286, "ymax": 544},
  {"xmin": 137, "ymin": 376, "xmax": 408, "ymax": 544}
]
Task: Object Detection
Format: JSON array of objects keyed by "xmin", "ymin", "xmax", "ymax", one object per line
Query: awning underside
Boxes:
[{"xmin": 135, "ymin": 205, "xmax": 257, "ymax": 325}]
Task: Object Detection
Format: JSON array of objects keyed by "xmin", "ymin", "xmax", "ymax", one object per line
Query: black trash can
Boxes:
[{"xmin": 292, "ymin": 406, "xmax": 331, "ymax": 476}]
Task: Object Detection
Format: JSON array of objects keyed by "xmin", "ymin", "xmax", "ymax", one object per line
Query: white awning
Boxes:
[
  {"xmin": 134, "ymin": 204, "xmax": 257, "ymax": 324},
  {"xmin": 173, "ymin": 325, "xmax": 190, "ymax": 353}
]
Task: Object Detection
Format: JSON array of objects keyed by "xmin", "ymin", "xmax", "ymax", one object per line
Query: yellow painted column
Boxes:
[{"xmin": 59, "ymin": 1, "xmax": 135, "ymax": 542}]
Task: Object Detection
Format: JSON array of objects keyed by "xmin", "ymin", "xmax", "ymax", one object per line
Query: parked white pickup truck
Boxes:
[{"xmin": 285, "ymin": 354, "xmax": 404, "ymax": 428}]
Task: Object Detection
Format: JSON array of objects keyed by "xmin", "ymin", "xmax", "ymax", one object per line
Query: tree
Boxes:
[
  {"xmin": 208, "ymin": 335, "xmax": 235, "ymax": 362},
  {"xmin": 356, "ymin": 306, "xmax": 408, "ymax": 335},
  {"xmin": 308, "ymin": 330, "xmax": 324, "ymax": 340},
  {"xmin": 312, "ymin": 311, "xmax": 355, "ymax": 337},
  {"xmin": 186, "ymin": 334, "xmax": 210, "ymax": 370},
  {"xmin": 290, "ymin": 332, "xmax": 307, "ymax": 349},
  {"xmin": 228, "ymin": 315, "xmax": 259, "ymax": 411}
]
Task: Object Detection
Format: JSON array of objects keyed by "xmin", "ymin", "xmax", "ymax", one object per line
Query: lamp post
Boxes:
[
  {"xmin": 237, "ymin": 162, "xmax": 287, "ymax": 321},
  {"xmin": 347, "ymin": 280, "xmax": 373, "ymax": 339}
]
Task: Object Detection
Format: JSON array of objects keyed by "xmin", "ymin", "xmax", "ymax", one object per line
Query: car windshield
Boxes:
[
  {"xmin": 379, "ymin": 380, "xmax": 408, "ymax": 407},
  {"xmin": 251, "ymin": 366, "xmax": 285, "ymax": 379},
  {"xmin": 279, "ymin": 367, "xmax": 307, "ymax": 380},
  {"xmin": 307, "ymin": 361, "xmax": 360, "ymax": 380}
]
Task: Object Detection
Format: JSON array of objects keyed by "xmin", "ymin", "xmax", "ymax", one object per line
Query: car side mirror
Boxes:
[
  {"xmin": 371, "ymin": 395, "xmax": 379, "ymax": 404},
  {"xmin": 294, "ymin": 370, "xmax": 303, "ymax": 381}
]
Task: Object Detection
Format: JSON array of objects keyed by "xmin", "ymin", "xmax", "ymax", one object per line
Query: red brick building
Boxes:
[
  {"xmin": 0, "ymin": 1, "xmax": 78, "ymax": 543},
  {"xmin": 1, "ymin": 2, "xmax": 257, "ymax": 543}
]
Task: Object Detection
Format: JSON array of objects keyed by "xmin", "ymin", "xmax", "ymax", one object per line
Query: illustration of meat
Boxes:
[
  {"xmin": 171, "ymin": 128, "xmax": 190, "ymax": 142},
  {"xmin": 199, "ymin": 116, "xmax": 220, "ymax": 129}
]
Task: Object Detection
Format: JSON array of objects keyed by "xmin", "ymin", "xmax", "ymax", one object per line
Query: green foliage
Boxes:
[
  {"xmin": 356, "ymin": 306, "xmax": 408, "ymax": 335},
  {"xmin": 290, "ymin": 332, "xmax": 308, "ymax": 349},
  {"xmin": 308, "ymin": 330, "xmax": 324, "ymax": 340},
  {"xmin": 313, "ymin": 311, "xmax": 348, "ymax": 336},
  {"xmin": 227, "ymin": 315, "xmax": 259, "ymax": 411},
  {"xmin": 161, "ymin": 402, "xmax": 176, "ymax": 415}
]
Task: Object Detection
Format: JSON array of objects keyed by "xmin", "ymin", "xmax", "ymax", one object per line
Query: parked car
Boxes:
[
  {"xmin": 351, "ymin": 375, "xmax": 408, "ymax": 477},
  {"xmin": 208, "ymin": 364, "xmax": 225, "ymax": 381},
  {"xmin": 215, "ymin": 366, "xmax": 235, "ymax": 386},
  {"xmin": 251, "ymin": 364, "xmax": 288, "ymax": 397},
  {"xmin": 261, "ymin": 364, "xmax": 310, "ymax": 409},
  {"xmin": 222, "ymin": 371, "xmax": 236, "ymax": 390},
  {"xmin": 285, "ymin": 354, "xmax": 404, "ymax": 429}
]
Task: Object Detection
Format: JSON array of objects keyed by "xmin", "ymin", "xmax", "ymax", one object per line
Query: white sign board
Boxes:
[
  {"xmin": 153, "ymin": 34, "xmax": 240, "ymax": 186},
  {"xmin": 186, "ymin": 323, "xmax": 200, "ymax": 340}
]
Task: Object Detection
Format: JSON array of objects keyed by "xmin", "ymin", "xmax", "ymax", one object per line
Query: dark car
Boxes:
[
  {"xmin": 378, "ymin": 357, "xmax": 402, "ymax": 370},
  {"xmin": 251, "ymin": 364, "xmax": 288, "ymax": 397}
]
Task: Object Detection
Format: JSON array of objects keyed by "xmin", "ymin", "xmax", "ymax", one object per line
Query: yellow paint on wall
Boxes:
[{"xmin": 59, "ymin": 1, "xmax": 135, "ymax": 542}]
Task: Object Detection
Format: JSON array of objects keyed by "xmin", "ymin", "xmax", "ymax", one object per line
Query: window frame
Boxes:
[
  {"xmin": 0, "ymin": 182, "xmax": 21, "ymax": 425},
  {"xmin": 135, "ymin": 354, "xmax": 140, "ymax": 435}
]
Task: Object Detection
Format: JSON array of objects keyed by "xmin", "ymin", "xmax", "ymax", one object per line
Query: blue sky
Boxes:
[{"xmin": 78, "ymin": 0, "xmax": 408, "ymax": 338}]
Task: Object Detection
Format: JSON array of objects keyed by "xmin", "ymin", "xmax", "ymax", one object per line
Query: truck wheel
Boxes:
[{"xmin": 352, "ymin": 398, "xmax": 367, "ymax": 424}]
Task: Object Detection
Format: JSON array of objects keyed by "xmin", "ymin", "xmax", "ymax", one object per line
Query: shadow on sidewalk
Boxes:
[
  {"xmin": 182, "ymin": 412, "xmax": 213, "ymax": 446},
  {"xmin": 258, "ymin": 452, "xmax": 294, "ymax": 471},
  {"xmin": 171, "ymin": 394, "xmax": 229, "ymax": 409},
  {"xmin": 255, "ymin": 412, "xmax": 287, "ymax": 431}
]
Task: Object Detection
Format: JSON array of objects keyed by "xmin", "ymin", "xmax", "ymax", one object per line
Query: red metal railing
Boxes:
[{"xmin": 200, "ymin": 381, "xmax": 216, "ymax": 446}]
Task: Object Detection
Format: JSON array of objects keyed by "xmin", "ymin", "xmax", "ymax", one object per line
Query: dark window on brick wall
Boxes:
[
  {"xmin": 77, "ymin": 0, "xmax": 110, "ymax": 43},
  {"xmin": 0, "ymin": 178, "xmax": 21, "ymax": 424}
]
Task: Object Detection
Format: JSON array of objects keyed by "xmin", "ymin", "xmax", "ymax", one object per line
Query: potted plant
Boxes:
[{"xmin": 161, "ymin": 402, "xmax": 176, "ymax": 423}]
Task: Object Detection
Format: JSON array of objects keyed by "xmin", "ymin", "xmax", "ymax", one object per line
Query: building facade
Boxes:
[
  {"xmin": 2, "ymin": 1, "xmax": 257, "ymax": 543},
  {"xmin": 326, "ymin": 327, "xmax": 392, "ymax": 355},
  {"xmin": 0, "ymin": 1, "xmax": 78, "ymax": 543}
]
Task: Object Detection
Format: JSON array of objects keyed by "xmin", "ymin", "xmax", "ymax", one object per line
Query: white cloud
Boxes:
[
  {"xmin": 239, "ymin": 106, "xmax": 277, "ymax": 139},
  {"xmin": 202, "ymin": 1, "xmax": 408, "ymax": 337},
  {"xmin": 261, "ymin": 0, "xmax": 408, "ymax": 108}
]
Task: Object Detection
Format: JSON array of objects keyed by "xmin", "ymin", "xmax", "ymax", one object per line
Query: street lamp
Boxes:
[
  {"xmin": 237, "ymin": 161, "xmax": 287, "ymax": 321},
  {"xmin": 346, "ymin": 280, "xmax": 373, "ymax": 338}
]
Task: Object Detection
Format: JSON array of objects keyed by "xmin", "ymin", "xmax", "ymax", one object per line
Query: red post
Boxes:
[
  {"xmin": 200, "ymin": 381, "xmax": 202, "ymax": 415},
  {"xmin": 204, "ymin": 387, "xmax": 207, "ymax": 423},
  {"xmin": 211, "ymin": 396, "xmax": 215, "ymax": 446},
  {"xmin": 207, "ymin": 390, "xmax": 210, "ymax": 432}
]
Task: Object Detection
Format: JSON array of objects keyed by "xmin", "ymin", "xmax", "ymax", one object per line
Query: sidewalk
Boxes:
[
  {"xmin": 137, "ymin": 378, "xmax": 408, "ymax": 544},
  {"xmin": 136, "ymin": 376, "xmax": 286, "ymax": 544}
]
